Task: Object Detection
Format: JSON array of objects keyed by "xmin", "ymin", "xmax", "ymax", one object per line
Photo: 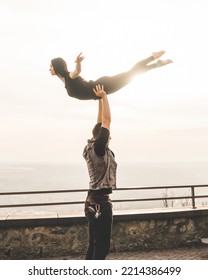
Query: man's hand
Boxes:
[
  {"xmin": 93, "ymin": 84, "xmax": 106, "ymax": 98},
  {"xmin": 75, "ymin": 52, "xmax": 85, "ymax": 63}
]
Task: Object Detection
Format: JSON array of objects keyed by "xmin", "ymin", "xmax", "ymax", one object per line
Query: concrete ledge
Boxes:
[
  {"xmin": 0, "ymin": 213, "xmax": 86, "ymax": 228},
  {"xmin": 1, "ymin": 207, "xmax": 208, "ymax": 228},
  {"xmin": 114, "ymin": 207, "xmax": 208, "ymax": 221}
]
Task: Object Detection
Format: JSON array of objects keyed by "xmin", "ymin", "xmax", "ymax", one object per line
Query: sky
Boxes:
[{"xmin": 0, "ymin": 0, "xmax": 208, "ymax": 163}]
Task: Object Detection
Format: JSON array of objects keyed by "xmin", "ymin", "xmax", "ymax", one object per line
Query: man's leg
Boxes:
[
  {"xmin": 85, "ymin": 203, "xmax": 95, "ymax": 260},
  {"xmin": 93, "ymin": 202, "xmax": 113, "ymax": 260}
]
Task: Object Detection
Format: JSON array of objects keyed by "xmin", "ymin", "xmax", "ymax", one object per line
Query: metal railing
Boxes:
[{"xmin": 0, "ymin": 184, "xmax": 208, "ymax": 210}]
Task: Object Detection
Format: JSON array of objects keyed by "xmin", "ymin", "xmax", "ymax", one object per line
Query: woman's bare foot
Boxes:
[
  {"xmin": 152, "ymin": 51, "xmax": 165, "ymax": 59},
  {"xmin": 156, "ymin": 59, "xmax": 173, "ymax": 67}
]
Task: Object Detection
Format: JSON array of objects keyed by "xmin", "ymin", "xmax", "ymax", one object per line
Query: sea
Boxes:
[{"xmin": 0, "ymin": 161, "xmax": 208, "ymax": 215}]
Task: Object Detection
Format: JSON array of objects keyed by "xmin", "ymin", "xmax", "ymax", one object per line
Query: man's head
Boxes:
[
  {"xmin": 92, "ymin": 123, "xmax": 111, "ymax": 143},
  {"xmin": 92, "ymin": 123, "xmax": 102, "ymax": 139}
]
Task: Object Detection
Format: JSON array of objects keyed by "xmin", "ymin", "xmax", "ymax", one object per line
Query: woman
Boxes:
[{"xmin": 50, "ymin": 51, "xmax": 172, "ymax": 100}]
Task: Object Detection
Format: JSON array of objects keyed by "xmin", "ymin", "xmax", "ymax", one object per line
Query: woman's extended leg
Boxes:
[{"xmin": 95, "ymin": 51, "xmax": 172, "ymax": 94}]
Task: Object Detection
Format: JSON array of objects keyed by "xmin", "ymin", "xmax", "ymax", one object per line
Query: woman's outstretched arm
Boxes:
[{"xmin": 69, "ymin": 52, "xmax": 85, "ymax": 79}]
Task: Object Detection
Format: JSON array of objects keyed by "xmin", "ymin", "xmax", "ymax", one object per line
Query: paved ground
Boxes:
[{"xmin": 55, "ymin": 245, "xmax": 208, "ymax": 260}]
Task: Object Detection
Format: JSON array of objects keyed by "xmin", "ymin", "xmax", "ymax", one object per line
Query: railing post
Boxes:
[{"xmin": 191, "ymin": 186, "xmax": 196, "ymax": 209}]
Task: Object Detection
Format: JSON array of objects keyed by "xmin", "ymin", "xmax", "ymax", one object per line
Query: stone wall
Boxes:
[{"xmin": 1, "ymin": 209, "xmax": 208, "ymax": 259}]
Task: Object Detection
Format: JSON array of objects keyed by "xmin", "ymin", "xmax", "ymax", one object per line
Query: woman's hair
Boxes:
[
  {"xmin": 51, "ymin": 57, "xmax": 68, "ymax": 77},
  {"xmin": 92, "ymin": 123, "xmax": 102, "ymax": 139}
]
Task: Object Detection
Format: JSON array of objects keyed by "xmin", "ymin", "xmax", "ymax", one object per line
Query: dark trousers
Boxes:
[
  {"xmin": 85, "ymin": 201, "xmax": 113, "ymax": 260},
  {"xmin": 94, "ymin": 55, "xmax": 156, "ymax": 94}
]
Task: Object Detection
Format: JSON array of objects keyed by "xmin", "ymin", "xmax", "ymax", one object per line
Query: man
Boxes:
[{"xmin": 83, "ymin": 84, "xmax": 117, "ymax": 260}]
